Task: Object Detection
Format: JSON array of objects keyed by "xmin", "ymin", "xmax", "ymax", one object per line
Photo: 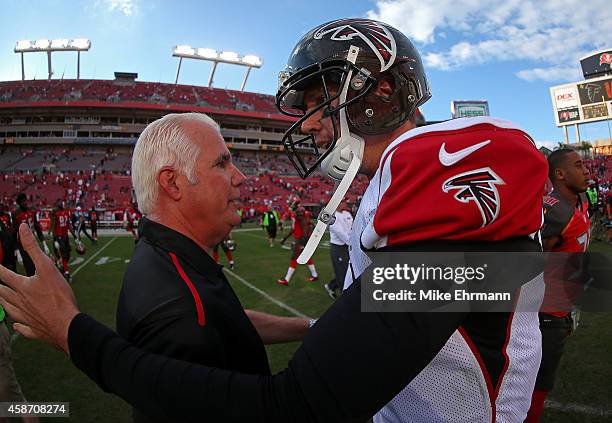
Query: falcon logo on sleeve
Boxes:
[{"xmin": 442, "ymin": 167, "xmax": 505, "ymax": 227}]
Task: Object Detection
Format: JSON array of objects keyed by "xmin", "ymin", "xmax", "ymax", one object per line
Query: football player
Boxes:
[
  {"xmin": 275, "ymin": 18, "xmax": 547, "ymax": 421},
  {"xmin": 88, "ymin": 206, "xmax": 99, "ymax": 242},
  {"xmin": 13, "ymin": 193, "xmax": 48, "ymax": 276},
  {"xmin": 50, "ymin": 199, "xmax": 75, "ymax": 281},
  {"xmin": 277, "ymin": 206, "xmax": 318, "ymax": 285},
  {"xmin": 212, "ymin": 234, "xmax": 235, "ymax": 270},
  {"xmin": 73, "ymin": 205, "xmax": 94, "ymax": 244},
  {"xmin": 525, "ymin": 149, "xmax": 590, "ymax": 423},
  {"xmin": 123, "ymin": 203, "xmax": 142, "ymax": 244}
]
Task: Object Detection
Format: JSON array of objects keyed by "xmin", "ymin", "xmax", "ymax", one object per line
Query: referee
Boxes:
[{"xmin": 324, "ymin": 202, "xmax": 353, "ymax": 299}]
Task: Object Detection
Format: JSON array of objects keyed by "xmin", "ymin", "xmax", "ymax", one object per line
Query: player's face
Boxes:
[
  {"xmin": 179, "ymin": 121, "xmax": 246, "ymax": 247},
  {"xmin": 300, "ymin": 84, "xmax": 338, "ymax": 151},
  {"xmin": 298, "ymin": 80, "xmax": 409, "ymax": 179},
  {"xmin": 561, "ymin": 151, "xmax": 590, "ymax": 193}
]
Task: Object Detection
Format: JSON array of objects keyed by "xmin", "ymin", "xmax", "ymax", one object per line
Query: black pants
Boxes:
[
  {"xmin": 266, "ymin": 224, "xmax": 277, "ymax": 239},
  {"xmin": 17, "ymin": 244, "xmax": 35, "ymax": 277},
  {"xmin": 329, "ymin": 244, "xmax": 349, "ymax": 294},
  {"xmin": 0, "ymin": 233, "xmax": 16, "ymax": 271},
  {"xmin": 534, "ymin": 313, "xmax": 573, "ymax": 391}
]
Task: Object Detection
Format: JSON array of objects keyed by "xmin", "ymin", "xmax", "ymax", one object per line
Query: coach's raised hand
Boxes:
[{"xmin": 0, "ymin": 223, "xmax": 80, "ymax": 355}]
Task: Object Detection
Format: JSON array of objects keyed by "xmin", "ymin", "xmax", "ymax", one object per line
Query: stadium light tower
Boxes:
[
  {"xmin": 172, "ymin": 45, "xmax": 263, "ymax": 91},
  {"xmin": 14, "ymin": 38, "xmax": 91, "ymax": 80}
]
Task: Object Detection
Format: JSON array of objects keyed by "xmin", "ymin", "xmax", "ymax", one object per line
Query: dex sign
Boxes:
[{"xmin": 554, "ymin": 87, "xmax": 579, "ymax": 109}]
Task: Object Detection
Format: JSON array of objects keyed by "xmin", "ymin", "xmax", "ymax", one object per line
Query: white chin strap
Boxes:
[{"xmin": 297, "ymin": 46, "xmax": 364, "ymax": 265}]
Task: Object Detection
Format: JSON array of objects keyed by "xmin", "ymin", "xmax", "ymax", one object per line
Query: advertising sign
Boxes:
[{"xmin": 451, "ymin": 100, "xmax": 490, "ymax": 118}]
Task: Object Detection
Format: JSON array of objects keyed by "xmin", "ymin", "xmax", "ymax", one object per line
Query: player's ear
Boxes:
[
  {"xmin": 554, "ymin": 168, "xmax": 565, "ymax": 181},
  {"xmin": 157, "ymin": 167, "xmax": 181, "ymax": 201}
]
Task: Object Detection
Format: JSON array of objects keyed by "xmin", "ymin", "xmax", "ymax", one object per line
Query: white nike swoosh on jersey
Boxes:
[{"xmin": 438, "ymin": 139, "xmax": 491, "ymax": 166}]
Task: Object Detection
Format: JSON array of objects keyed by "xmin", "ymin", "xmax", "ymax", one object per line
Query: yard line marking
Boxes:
[
  {"xmin": 10, "ymin": 236, "xmax": 118, "ymax": 347},
  {"xmin": 545, "ymin": 400, "xmax": 611, "ymax": 417},
  {"xmin": 232, "ymin": 227, "xmax": 265, "ymax": 233},
  {"xmin": 73, "ymin": 237, "xmax": 117, "ymax": 276},
  {"xmin": 223, "ymin": 268, "xmax": 311, "ymax": 319}
]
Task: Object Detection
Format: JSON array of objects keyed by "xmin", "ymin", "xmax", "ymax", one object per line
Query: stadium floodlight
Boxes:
[
  {"xmin": 15, "ymin": 40, "xmax": 32, "ymax": 52},
  {"xmin": 174, "ymin": 45, "xmax": 195, "ymax": 56},
  {"xmin": 34, "ymin": 39, "xmax": 51, "ymax": 50},
  {"xmin": 242, "ymin": 55, "xmax": 262, "ymax": 67},
  {"xmin": 70, "ymin": 38, "xmax": 91, "ymax": 50},
  {"xmin": 219, "ymin": 51, "xmax": 239, "ymax": 62},
  {"xmin": 197, "ymin": 48, "xmax": 218, "ymax": 60},
  {"xmin": 172, "ymin": 45, "xmax": 263, "ymax": 90},
  {"xmin": 13, "ymin": 37, "xmax": 91, "ymax": 80},
  {"xmin": 51, "ymin": 38, "xmax": 69, "ymax": 49}
]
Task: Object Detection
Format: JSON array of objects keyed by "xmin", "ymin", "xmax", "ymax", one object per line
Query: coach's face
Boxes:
[{"xmin": 179, "ymin": 121, "xmax": 245, "ymax": 247}]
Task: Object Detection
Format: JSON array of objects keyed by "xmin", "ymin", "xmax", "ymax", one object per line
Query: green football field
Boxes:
[{"xmin": 6, "ymin": 229, "xmax": 612, "ymax": 422}]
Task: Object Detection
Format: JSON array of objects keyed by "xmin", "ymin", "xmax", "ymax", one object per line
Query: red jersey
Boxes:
[
  {"xmin": 291, "ymin": 214, "xmax": 311, "ymax": 239},
  {"xmin": 361, "ymin": 119, "xmax": 547, "ymax": 249},
  {"xmin": 14, "ymin": 209, "xmax": 38, "ymax": 229},
  {"xmin": 124, "ymin": 207, "xmax": 141, "ymax": 223},
  {"xmin": 541, "ymin": 191, "xmax": 591, "ymax": 317},
  {"xmin": 542, "ymin": 192, "xmax": 590, "ymax": 253},
  {"xmin": 0, "ymin": 214, "xmax": 10, "ymax": 229},
  {"xmin": 53, "ymin": 209, "xmax": 72, "ymax": 237}
]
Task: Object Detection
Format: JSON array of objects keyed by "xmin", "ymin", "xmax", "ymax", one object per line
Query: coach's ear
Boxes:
[{"xmin": 157, "ymin": 167, "xmax": 181, "ymax": 201}]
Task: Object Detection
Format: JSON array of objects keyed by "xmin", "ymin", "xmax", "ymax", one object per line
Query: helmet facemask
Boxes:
[
  {"xmin": 277, "ymin": 47, "xmax": 376, "ymax": 180},
  {"xmin": 278, "ymin": 46, "xmax": 373, "ymax": 264}
]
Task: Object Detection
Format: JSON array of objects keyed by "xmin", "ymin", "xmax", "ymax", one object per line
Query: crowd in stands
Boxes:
[
  {"xmin": 0, "ymin": 79, "xmax": 279, "ymax": 114},
  {"xmin": 1, "ymin": 144, "xmax": 610, "ymax": 225},
  {"xmin": 0, "ymin": 146, "xmax": 354, "ymax": 218}
]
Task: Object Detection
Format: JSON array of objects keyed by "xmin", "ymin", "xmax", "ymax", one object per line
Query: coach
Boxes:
[{"xmin": 115, "ymin": 113, "xmax": 311, "ymax": 422}]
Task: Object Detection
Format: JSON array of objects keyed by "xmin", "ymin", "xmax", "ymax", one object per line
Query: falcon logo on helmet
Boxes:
[
  {"xmin": 313, "ymin": 19, "xmax": 397, "ymax": 72},
  {"xmin": 442, "ymin": 168, "xmax": 505, "ymax": 227}
]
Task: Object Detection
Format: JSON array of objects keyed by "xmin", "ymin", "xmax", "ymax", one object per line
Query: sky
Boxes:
[{"xmin": 1, "ymin": 0, "xmax": 611, "ymax": 149}]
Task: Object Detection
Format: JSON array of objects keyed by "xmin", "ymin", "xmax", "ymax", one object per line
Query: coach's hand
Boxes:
[{"xmin": 0, "ymin": 223, "xmax": 80, "ymax": 355}]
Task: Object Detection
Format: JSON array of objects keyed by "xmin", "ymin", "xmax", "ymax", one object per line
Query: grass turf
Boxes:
[{"xmin": 6, "ymin": 231, "xmax": 612, "ymax": 422}]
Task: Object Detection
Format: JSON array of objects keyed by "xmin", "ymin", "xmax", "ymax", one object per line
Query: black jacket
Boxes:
[{"xmin": 116, "ymin": 218, "xmax": 269, "ymax": 422}]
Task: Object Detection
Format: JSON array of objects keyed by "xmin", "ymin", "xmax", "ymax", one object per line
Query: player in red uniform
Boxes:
[
  {"xmin": 123, "ymin": 203, "xmax": 142, "ymax": 244},
  {"xmin": 212, "ymin": 233, "xmax": 236, "ymax": 270},
  {"xmin": 277, "ymin": 207, "xmax": 318, "ymax": 285},
  {"xmin": 12, "ymin": 193, "xmax": 47, "ymax": 276},
  {"xmin": 89, "ymin": 206, "xmax": 99, "ymax": 241},
  {"xmin": 50, "ymin": 199, "xmax": 75, "ymax": 281},
  {"xmin": 525, "ymin": 148, "xmax": 590, "ymax": 423}
]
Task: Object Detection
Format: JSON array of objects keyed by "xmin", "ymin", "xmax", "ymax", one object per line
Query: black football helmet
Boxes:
[{"xmin": 276, "ymin": 18, "xmax": 431, "ymax": 179}]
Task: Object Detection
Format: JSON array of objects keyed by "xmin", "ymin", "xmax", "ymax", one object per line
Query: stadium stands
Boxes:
[
  {"xmin": 0, "ymin": 79, "xmax": 278, "ymax": 113},
  {"xmin": 0, "ymin": 143, "xmax": 369, "ymax": 217}
]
